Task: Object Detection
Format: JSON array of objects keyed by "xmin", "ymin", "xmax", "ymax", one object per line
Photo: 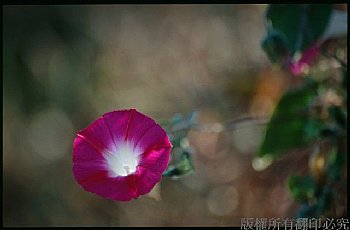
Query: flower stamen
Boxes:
[
  {"xmin": 124, "ymin": 166, "xmax": 131, "ymax": 175},
  {"xmin": 105, "ymin": 141, "xmax": 140, "ymax": 177}
]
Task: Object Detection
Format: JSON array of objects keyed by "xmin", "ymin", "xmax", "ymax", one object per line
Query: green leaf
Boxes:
[
  {"xmin": 304, "ymin": 118, "xmax": 323, "ymax": 141},
  {"xmin": 261, "ymin": 29, "xmax": 289, "ymax": 64},
  {"xmin": 296, "ymin": 204, "xmax": 317, "ymax": 218},
  {"xmin": 315, "ymin": 185, "xmax": 332, "ymax": 216},
  {"xmin": 327, "ymin": 149, "xmax": 345, "ymax": 182},
  {"xmin": 288, "ymin": 175, "xmax": 316, "ymax": 202},
  {"xmin": 187, "ymin": 111, "xmax": 198, "ymax": 125},
  {"xmin": 328, "ymin": 105, "xmax": 347, "ymax": 129},
  {"xmin": 171, "ymin": 113, "xmax": 184, "ymax": 125},
  {"xmin": 163, "ymin": 150, "xmax": 194, "ymax": 179},
  {"xmin": 266, "ymin": 4, "xmax": 332, "ymax": 54},
  {"xmin": 258, "ymin": 83, "xmax": 318, "ymax": 158},
  {"xmin": 168, "ymin": 111, "xmax": 198, "ymax": 149}
]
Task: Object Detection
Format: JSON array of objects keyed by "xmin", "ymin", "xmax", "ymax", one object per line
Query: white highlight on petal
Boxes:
[{"xmin": 105, "ymin": 141, "xmax": 142, "ymax": 177}]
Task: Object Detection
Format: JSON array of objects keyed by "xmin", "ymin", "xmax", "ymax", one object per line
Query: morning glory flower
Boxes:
[{"xmin": 73, "ymin": 109, "xmax": 172, "ymax": 201}]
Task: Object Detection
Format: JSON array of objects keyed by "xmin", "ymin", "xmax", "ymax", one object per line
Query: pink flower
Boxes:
[
  {"xmin": 288, "ymin": 44, "xmax": 321, "ymax": 76},
  {"xmin": 288, "ymin": 9, "xmax": 347, "ymax": 76},
  {"xmin": 72, "ymin": 109, "xmax": 172, "ymax": 201}
]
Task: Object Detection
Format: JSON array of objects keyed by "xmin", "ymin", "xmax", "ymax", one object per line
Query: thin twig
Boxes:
[
  {"xmin": 331, "ymin": 55, "xmax": 347, "ymax": 69},
  {"xmin": 171, "ymin": 115, "xmax": 269, "ymax": 133}
]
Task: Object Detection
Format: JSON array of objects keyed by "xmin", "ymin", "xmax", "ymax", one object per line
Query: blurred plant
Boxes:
[
  {"xmin": 162, "ymin": 112, "xmax": 197, "ymax": 179},
  {"xmin": 161, "ymin": 111, "xmax": 267, "ymax": 179},
  {"xmin": 259, "ymin": 4, "xmax": 347, "ymax": 218},
  {"xmin": 163, "ymin": 4, "xmax": 347, "ymax": 218}
]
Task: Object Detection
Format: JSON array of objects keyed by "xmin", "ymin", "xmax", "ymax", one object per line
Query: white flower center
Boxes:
[{"xmin": 105, "ymin": 141, "xmax": 141, "ymax": 177}]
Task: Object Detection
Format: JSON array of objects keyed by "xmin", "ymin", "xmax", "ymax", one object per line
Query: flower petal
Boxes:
[
  {"xmin": 124, "ymin": 110, "xmax": 158, "ymax": 147},
  {"xmin": 73, "ymin": 136, "xmax": 106, "ymax": 169},
  {"xmin": 75, "ymin": 164, "xmax": 137, "ymax": 201},
  {"xmin": 289, "ymin": 44, "xmax": 321, "ymax": 76},
  {"xmin": 102, "ymin": 109, "xmax": 134, "ymax": 146},
  {"xmin": 136, "ymin": 145, "xmax": 172, "ymax": 195},
  {"xmin": 106, "ymin": 176, "xmax": 138, "ymax": 201},
  {"xmin": 73, "ymin": 136, "xmax": 137, "ymax": 201},
  {"xmin": 78, "ymin": 116, "xmax": 115, "ymax": 155},
  {"xmin": 135, "ymin": 124, "xmax": 172, "ymax": 153}
]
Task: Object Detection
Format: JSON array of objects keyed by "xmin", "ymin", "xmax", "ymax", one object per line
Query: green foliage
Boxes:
[
  {"xmin": 296, "ymin": 184, "xmax": 332, "ymax": 218},
  {"xmin": 261, "ymin": 29, "xmax": 289, "ymax": 65},
  {"xmin": 163, "ymin": 150, "xmax": 195, "ymax": 179},
  {"xmin": 266, "ymin": 4, "xmax": 332, "ymax": 54},
  {"xmin": 259, "ymin": 3, "xmax": 346, "ymax": 218},
  {"xmin": 318, "ymin": 106, "xmax": 347, "ymax": 141},
  {"xmin": 296, "ymin": 147, "xmax": 344, "ymax": 218},
  {"xmin": 162, "ymin": 112, "xmax": 197, "ymax": 179},
  {"xmin": 327, "ymin": 148, "xmax": 345, "ymax": 183},
  {"xmin": 303, "ymin": 118, "xmax": 323, "ymax": 141},
  {"xmin": 328, "ymin": 105, "xmax": 347, "ymax": 130},
  {"xmin": 288, "ymin": 175, "xmax": 316, "ymax": 202},
  {"xmin": 296, "ymin": 204, "xmax": 316, "ymax": 218},
  {"xmin": 258, "ymin": 82, "xmax": 318, "ymax": 158},
  {"xmin": 314, "ymin": 185, "xmax": 332, "ymax": 216}
]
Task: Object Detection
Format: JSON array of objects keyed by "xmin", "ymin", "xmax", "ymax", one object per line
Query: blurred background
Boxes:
[{"xmin": 3, "ymin": 4, "xmax": 338, "ymax": 226}]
